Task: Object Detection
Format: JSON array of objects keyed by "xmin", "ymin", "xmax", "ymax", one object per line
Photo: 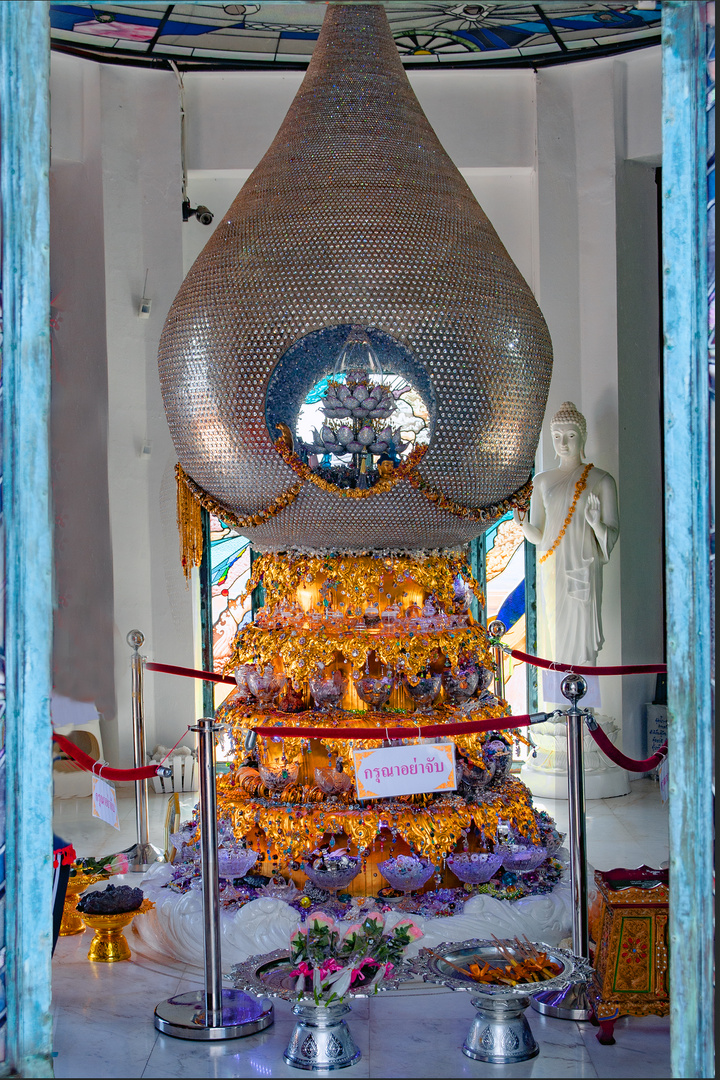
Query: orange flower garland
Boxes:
[{"xmin": 539, "ymin": 462, "xmax": 594, "ymax": 564}]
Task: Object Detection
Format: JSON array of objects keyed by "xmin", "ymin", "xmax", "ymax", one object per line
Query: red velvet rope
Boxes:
[
  {"xmin": 145, "ymin": 661, "xmax": 235, "ymax": 685},
  {"xmin": 249, "ymin": 713, "xmax": 534, "ymax": 741},
  {"xmin": 145, "ymin": 655, "xmax": 667, "ymax": 686},
  {"xmin": 53, "ymin": 732, "xmax": 164, "ymax": 781},
  {"xmin": 505, "ymin": 647, "xmax": 666, "ymax": 677},
  {"xmin": 585, "ymin": 724, "xmax": 668, "ymax": 773}
]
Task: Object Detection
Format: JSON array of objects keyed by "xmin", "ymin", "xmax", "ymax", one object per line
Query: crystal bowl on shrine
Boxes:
[
  {"xmin": 218, "ymin": 848, "xmax": 259, "ymax": 879},
  {"xmin": 447, "ymin": 852, "xmax": 504, "ymax": 885},
  {"xmin": 303, "ymin": 854, "xmax": 362, "ymax": 895},
  {"xmin": 497, "ymin": 844, "xmax": 548, "ymax": 874},
  {"xmin": 378, "ymin": 856, "xmax": 436, "ymax": 896}
]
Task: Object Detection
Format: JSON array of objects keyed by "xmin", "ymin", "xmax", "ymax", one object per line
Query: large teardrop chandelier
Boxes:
[{"xmin": 159, "ymin": 3, "xmax": 552, "ymax": 557}]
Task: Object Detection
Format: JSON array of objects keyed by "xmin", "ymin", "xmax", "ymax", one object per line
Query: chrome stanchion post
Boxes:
[
  {"xmin": 197, "ymin": 716, "xmax": 223, "ymax": 1026},
  {"xmin": 488, "ymin": 619, "xmax": 507, "ymax": 700},
  {"xmin": 532, "ymin": 674, "xmax": 593, "ymax": 1020},
  {"xmin": 154, "ymin": 718, "xmax": 273, "ymax": 1040},
  {"xmin": 126, "ymin": 629, "xmax": 163, "ymax": 872}
]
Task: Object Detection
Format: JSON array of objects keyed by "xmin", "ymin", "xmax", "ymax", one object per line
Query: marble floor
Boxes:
[{"xmin": 52, "ymin": 779, "xmax": 671, "ymax": 1078}]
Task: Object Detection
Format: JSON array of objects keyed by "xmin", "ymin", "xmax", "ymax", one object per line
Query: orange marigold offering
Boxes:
[{"xmin": 433, "ymin": 935, "xmax": 563, "ymax": 986}]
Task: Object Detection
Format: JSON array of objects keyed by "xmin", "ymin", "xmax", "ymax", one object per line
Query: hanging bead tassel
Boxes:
[{"xmin": 176, "ymin": 463, "xmax": 203, "ymax": 579}]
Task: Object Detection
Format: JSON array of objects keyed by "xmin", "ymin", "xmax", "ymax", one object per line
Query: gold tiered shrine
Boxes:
[{"xmin": 215, "ymin": 552, "xmax": 541, "ymax": 895}]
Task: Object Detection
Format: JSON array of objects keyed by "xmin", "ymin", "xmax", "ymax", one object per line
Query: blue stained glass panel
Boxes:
[
  {"xmin": 49, "ymin": 3, "xmax": 662, "ymax": 68},
  {"xmin": 208, "ymin": 515, "xmax": 251, "ymax": 710},
  {"xmin": 484, "ymin": 511, "xmax": 528, "ymax": 744}
]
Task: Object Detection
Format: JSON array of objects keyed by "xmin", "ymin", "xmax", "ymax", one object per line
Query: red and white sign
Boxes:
[{"xmin": 353, "ymin": 742, "xmax": 457, "ymax": 800}]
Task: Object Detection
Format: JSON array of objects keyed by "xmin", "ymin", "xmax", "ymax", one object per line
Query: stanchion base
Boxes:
[
  {"xmin": 154, "ymin": 989, "xmax": 274, "ymax": 1040},
  {"xmin": 531, "ymin": 980, "xmax": 594, "ymax": 1021},
  {"xmin": 124, "ymin": 842, "xmax": 164, "ymax": 873}
]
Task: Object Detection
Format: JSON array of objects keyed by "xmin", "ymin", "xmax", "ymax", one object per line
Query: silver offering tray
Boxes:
[
  {"xmin": 406, "ymin": 939, "xmax": 588, "ymax": 1000},
  {"xmin": 230, "ymin": 948, "xmax": 413, "ymax": 1002},
  {"xmin": 404, "ymin": 940, "xmax": 594, "ymax": 1064}
]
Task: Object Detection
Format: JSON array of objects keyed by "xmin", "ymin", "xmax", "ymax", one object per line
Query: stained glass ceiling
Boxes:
[{"xmin": 50, "ymin": 2, "xmax": 661, "ymax": 69}]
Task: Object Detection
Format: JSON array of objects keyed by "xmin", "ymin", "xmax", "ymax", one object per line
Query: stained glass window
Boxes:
[
  {"xmin": 483, "ymin": 512, "xmax": 528, "ymax": 736},
  {"xmin": 50, "ymin": 2, "xmax": 662, "ymax": 70},
  {"xmin": 207, "ymin": 514, "xmax": 252, "ymax": 711}
]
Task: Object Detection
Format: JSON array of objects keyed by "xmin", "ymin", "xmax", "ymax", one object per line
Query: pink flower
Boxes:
[
  {"xmin": 361, "ymin": 913, "xmax": 385, "ymax": 936},
  {"xmin": 341, "ymin": 923, "xmax": 364, "ymax": 942},
  {"xmin": 393, "ymin": 918, "xmax": 423, "ymax": 941},
  {"xmin": 309, "ymin": 912, "xmax": 336, "ymax": 932},
  {"xmin": 103, "ymin": 853, "xmax": 130, "ymax": 875}
]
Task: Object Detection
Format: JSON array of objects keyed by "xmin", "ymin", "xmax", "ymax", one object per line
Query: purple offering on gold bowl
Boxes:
[
  {"xmin": 496, "ymin": 844, "xmax": 548, "ymax": 873},
  {"xmin": 447, "ymin": 852, "xmax": 503, "ymax": 884}
]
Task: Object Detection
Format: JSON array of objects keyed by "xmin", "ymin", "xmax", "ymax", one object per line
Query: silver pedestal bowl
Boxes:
[
  {"xmin": 405, "ymin": 939, "xmax": 592, "ymax": 1064},
  {"xmin": 231, "ymin": 949, "xmax": 409, "ymax": 1071}
]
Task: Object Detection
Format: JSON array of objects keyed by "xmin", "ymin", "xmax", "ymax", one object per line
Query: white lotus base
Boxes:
[
  {"xmin": 520, "ymin": 714, "xmax": 630, "ymax": 800},
  {"xmin": 131, "ymin": 861, "xmax": 575, "ymax": 968}
]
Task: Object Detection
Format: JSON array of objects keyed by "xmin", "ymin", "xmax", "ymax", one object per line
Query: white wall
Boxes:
[
  {"xmin": 49, "ymin": 46, "xmax": 662, "ymax": 765},
  {"xmin": 50, "ymin": 56, "xmax": 116, "ymax": 739},
  {"xmin": 535, "ymin": 48, "xmax": 662, "ymax": 750},
  {"xmin": 50, "ymin": 55, "xmax": 196, "ymax": 767}
]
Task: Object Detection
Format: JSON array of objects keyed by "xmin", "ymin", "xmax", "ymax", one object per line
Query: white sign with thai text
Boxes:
[
  {"xmin": 353, "ymin": 742, "xmax": 457, "ymax": 800},
  {"xmin": 92, "ymin": 775, "xmax": 120, "ymax": 829}
]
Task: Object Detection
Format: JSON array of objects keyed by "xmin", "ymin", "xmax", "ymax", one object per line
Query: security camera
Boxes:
[
  {"xmin": 195, "ymin": 205, "xmax": 214, "ymax": 226},
  {"xmin": 181, "ymin": 199, "xmax": 214, "ymax": 226}
]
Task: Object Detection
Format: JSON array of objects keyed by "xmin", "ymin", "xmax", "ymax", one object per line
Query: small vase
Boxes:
[
  {"xmin": 59, "ymin": 870, "xmax": 103, "ymax": 936},
  {"xmin": 284, "ymin": 1000, "xmax": 361, "ymax": 1071},
  {"xmin": 83, "ymin": 898, "xmax": 154, "ymax": 962}
]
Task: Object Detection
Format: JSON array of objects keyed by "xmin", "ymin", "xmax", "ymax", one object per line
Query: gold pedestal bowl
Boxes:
[
  {"xmin": 83, "ymin": 899, "xmax": 154, "ymax": 962},
  {"xmin": 59, "ymin": 870, "xmax": 103, "ymax": 936}
]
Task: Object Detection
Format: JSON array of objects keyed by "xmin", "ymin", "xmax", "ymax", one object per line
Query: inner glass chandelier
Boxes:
[{"xmin": 265, "ymin": 324, "xmax": 434, "ymax": 491}]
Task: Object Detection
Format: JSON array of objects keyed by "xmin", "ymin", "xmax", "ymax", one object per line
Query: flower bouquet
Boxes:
[
  {"xmin": 283, "ymin": 911, "xmax": 423, "ymax": 1070},
  {"xmin": 289, "ymin": 910, "xmax": 423, "ymax": 1005},
  {"xmin": 77, "ymin": 852, "xmax": 131, "ymax": 878}
]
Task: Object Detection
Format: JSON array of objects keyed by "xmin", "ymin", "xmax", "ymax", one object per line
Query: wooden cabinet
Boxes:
[{"xmin": 588, "ymin": 866, "xmax": 669, "ymax": 1044}]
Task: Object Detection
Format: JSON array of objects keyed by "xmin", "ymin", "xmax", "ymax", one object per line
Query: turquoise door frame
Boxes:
[
  {"xmin": 0, "ymin": 2, "xmax": 54, "ymax": 1076},
  {"xmin": 661, "ymin": 4, "xmax": 714, "ymax": 1078},
  {"xmin": 0, "ymin": 1, "xmax": 714, "ymax": 1076}
]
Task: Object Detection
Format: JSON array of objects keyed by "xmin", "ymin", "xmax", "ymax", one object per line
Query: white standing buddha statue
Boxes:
[
  {"xmin": 514, "ymin": 401, "xmax": 619, "ymax": 667},
  {"xmin": 515, "ymin": 402, "xmax": 629, "ymax": 799}
]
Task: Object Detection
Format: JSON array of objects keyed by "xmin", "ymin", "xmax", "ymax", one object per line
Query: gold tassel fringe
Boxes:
[{"xmin": 176, "ymin": 464, "xmax": 203, "ymax": 579}]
